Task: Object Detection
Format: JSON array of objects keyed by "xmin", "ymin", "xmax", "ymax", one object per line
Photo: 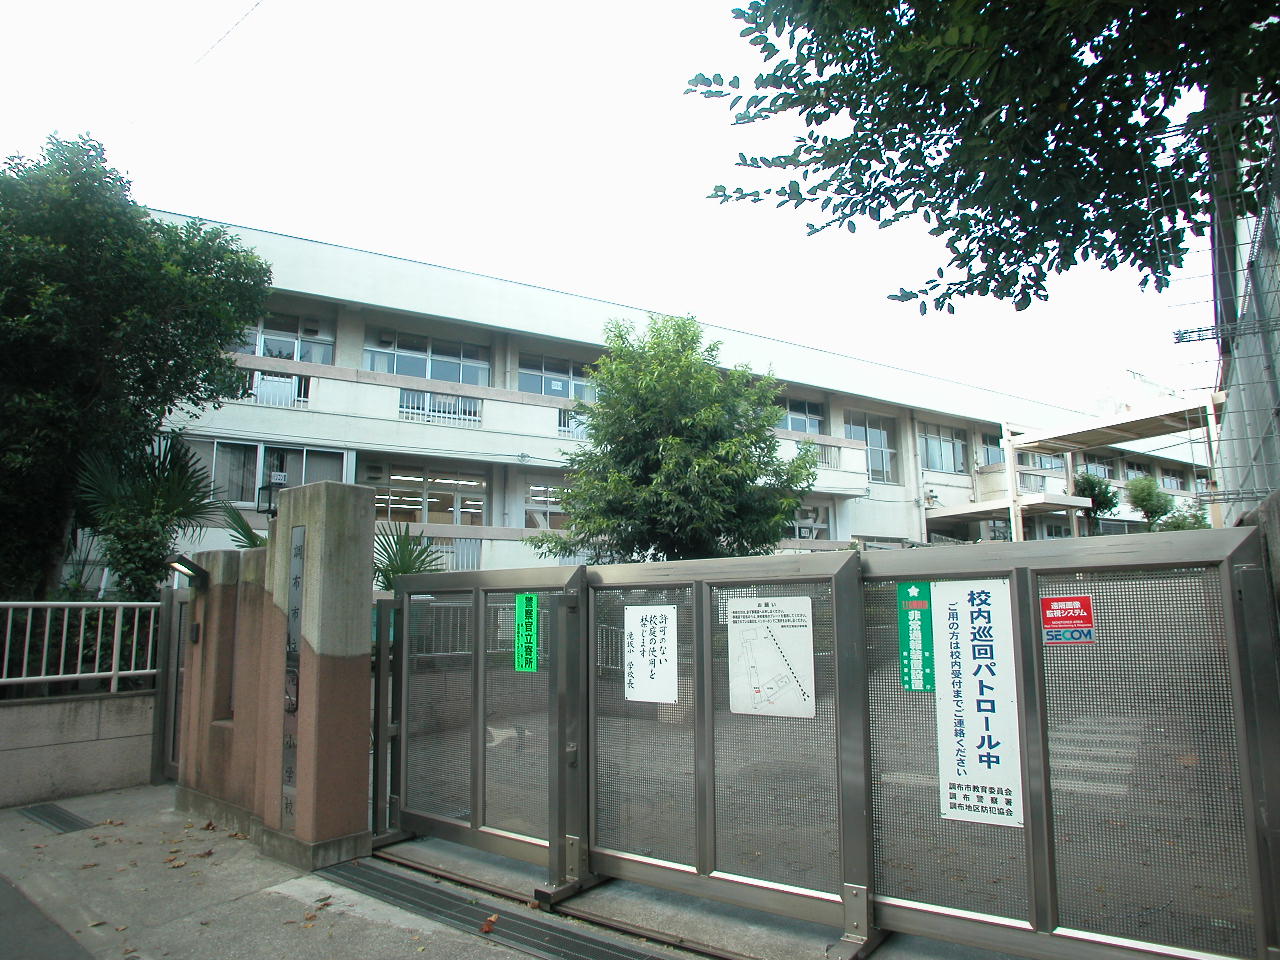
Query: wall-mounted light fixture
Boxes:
[
  {"xmin": 256, "ymin": 471, "xmax": 288, "ymax": 518},
  {"xmin": 165, "ymin": 554, "xmax": 209, "ymax": 590}
]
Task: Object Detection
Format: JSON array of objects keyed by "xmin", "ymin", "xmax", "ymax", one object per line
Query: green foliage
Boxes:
[
  {"xmin": 1125, "ymin": 474, "xmax": 1175, "ymax": 530},
  {"xmin": 220, "ymin": 501, "xmax": 268, "ymax": 549},
  {"xmin": 689, "ymin": 1, "xmax": 1280, "ymax": 311},
  {"xmin": 1072, "ymin": 471, "xmax": 1120, "ymax": 534},
  {"xmin": 0, "ymin": 135, "xmax": 272, "ymax": 598},
  {"xmin": 373, "ymin": 523, "xmax": 444, "ymax": 590},
  {"xmin": 78, "ymin": 434, "xmax": 222, "ymax": 600},
  {"xmin": 1156, "ymin": 501, "xmax": 1211, "ymax": 531},
  {"xmin": 527, "ymin": 314, "xmax": 818, "ymax": 563}
]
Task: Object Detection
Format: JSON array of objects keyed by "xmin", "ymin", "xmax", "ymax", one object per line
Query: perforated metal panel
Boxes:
[
  {"xmin": 403, "ymin": 592, "xmax": 474, "ymax": 821},
  {"xmin": 483, "ymin": 591, "xmax": 552, "ymax": 840},
  {"xmin": 864, "ymin": 579, "xmax": 1030, "ymax": 920},
  {"xmin": 1039, "ymin": 568, "xmax": 1255, "ymax": 958},
  {"xmin": 711, "ymin": 582, "xmax": 839, "ymax": 895},
  {"xmin": 592, "ymin": 586, "xmax": 696, "ymax": 865}
]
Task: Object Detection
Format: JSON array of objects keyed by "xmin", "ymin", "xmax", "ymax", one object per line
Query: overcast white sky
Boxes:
[{"xmin": 4, "ymin": 0, "xmax": 1220, "ymax": 416}]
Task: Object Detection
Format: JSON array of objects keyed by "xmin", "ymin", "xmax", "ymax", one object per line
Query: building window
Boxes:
[
  {"xmin": 184, "ymin": 440, "xmax": 344, "ymax": 504},
  {"xmin": 918, "ymin": 422, "xmax": 968, "ymax": 473},
  {"xmin": 1018, "ymin": 452, "xmax": 1064, "ymax": 470},
  {"xmin": 262, "ymin": 447, "xmax": 344, "ymax": 487},
  {"xmin": 778, "ymin": 399, "xmax": 824, "ymax": 435},
  {"xmin": 235, "ymin": 313, "xmax": 335, "ymax": 365},
  {"xmin": 248, "ymin": 372, "xmax": 311, "ymax": 408},
  {"xmin": 790, "ymin": 503, "xmax": 831, "ymax": 540},
  {"xmin": 1043, "ymin": 522, "xmax": 1071, "ymax": 539},
  {"xmin": 399, "ymin": 389, "xmax": 482, "ymax": 426},
  {"xmin": 519, "ymin": 354, "xmax": 595, "ymax": 402},
  {"xmin": 367, "ymin": 462, "xmax": 487, "ymax": 525},
  {"xmin": 1195, "ymin": 472, "xmax": 1211, "ymax": 493},
  {"xmin": 1084, "ymin": 454, "xmax": 1114, "ymax": 480},
  {"xmin": 981, "ymin": 433, "xmax": 1005, "ymax": 466},
  {"xmin": 525, "ymin": 480, "xmax": 567, "ymax": 529},
  {"xmin": 1160, "ymin": 468, "xmax": 1187, "ymax": 491},
  {"xmin": 557, "ymin": 409, "xmax": 588, "ymax": 439},
  {"xmin": 365, "ymin": 329, "xmax": 490, "ymax": 385},
  {"xmin": 845, "ymin": 412, "xmax": 899, "ymax": 483},
  {"xmin": 1125, "ymin": 462, "xmax": 1147, "ymax": 481}
]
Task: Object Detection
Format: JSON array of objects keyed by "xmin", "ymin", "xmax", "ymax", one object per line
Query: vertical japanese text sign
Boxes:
[
  {"xmin": 514, "ymin": 593, "xmax": 538, "ymax": 672},
  {"xmin": 896, "ymin": 581, "xmax": 935, "ymax": 691},
  {"xmin": 623, "ymin": 605, "xmax": 678, "ymax": 702},
  {"xmin": 931, "ymin": 578, "xmax": 1024, "ymax": 827}
]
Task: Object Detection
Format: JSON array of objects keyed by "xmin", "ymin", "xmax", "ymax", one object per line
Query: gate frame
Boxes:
[
  {"xmin": 858, "ymin": 527, "xmax": 1279, "ymax": 960},
  {"xmin": 387, "ymin": 565, "xmax": 586, "ymax": 870}
]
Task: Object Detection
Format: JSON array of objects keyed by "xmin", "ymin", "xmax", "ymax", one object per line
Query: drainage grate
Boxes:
[
  {"xmin": 19, "ymin": 803, "xmax": 95, "ymax": 834},
  {"xmin": 321, "ymin": 859, "xmax": 678, "ymax": 960}
]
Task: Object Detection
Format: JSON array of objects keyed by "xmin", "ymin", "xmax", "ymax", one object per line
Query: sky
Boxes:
[{"xmin": 3, "ymin": 0, "xmax": 1221, "ymax": 417}]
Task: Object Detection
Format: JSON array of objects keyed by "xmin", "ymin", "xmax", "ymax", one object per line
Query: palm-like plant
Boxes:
[
  {"xmin": 373, "ymin": 522, "xmax": 444, "ymax": 590},
  {"xmin": 79, "ymin": 435, "xmax": 222, "ymax": 600},
  {"xmin": 220, "ymin": 500, "xmax": 268, "ymax": 548}
]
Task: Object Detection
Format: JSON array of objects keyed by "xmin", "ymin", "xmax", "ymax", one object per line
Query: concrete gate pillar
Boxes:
[{"xmin": 177, "ymin": 480, "xmax": 375, "ymax": 870}]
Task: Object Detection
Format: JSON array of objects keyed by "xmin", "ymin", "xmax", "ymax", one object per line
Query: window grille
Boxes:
[{"xmin": 399, "ymin": 389, "xmax": 481, "ymax": 427}]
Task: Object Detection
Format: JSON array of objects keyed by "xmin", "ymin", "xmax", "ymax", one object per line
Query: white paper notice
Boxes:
[
  {"xmin": 727, "ymin": 596, "xmax": 815, "ymax": 718},
  {"xmin": 624, "ymin": 605, "xmax": 678, "ymax": 702},
  {"xmin": 931, "ymin": 578, "xmax": 1024, "ymax": 827}
]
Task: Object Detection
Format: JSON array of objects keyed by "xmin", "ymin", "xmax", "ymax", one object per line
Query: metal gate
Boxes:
[{"xmin": 372, "ymin": 530, "xmax": 1279, "ymax": 960}]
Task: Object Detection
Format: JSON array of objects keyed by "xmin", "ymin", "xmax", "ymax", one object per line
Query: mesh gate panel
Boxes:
[
  {"xmin": 1039, "ymin": 568, "xmax": 1255, "ymax": 958},
  {"xmin": 865, "ymin": 580, "xmax": 1030, "ymax": 919},
  {"xmin": 592, "ymin": 587, "xmax": 697, "ymax": 865},
  {"xmin": 711, "ymin": 582, "xmax": 839, "ymax": 894},
  {"xmin": 403, "ymin": 592, "xmax": 474, "ymax": 821},
  {"xmin": 483, "ymin": 591, "xmax": 553, "ymax": 840}
]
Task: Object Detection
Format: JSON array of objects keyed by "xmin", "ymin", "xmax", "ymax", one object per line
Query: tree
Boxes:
[
  {"xmin": 1125, "ymin": 474, "xmax": 1175, "ymax": 530},
  {"xmin": 688, "ymin": 1, "xmax": 1280, "ymax": 311},
  {"xmin": 1156, "ymin": 501, "xmax": 1211, "ymax": 531},
  {"xmin": 78, "ymin": 435, "xmax": 223, "ymax": 601},
  {"xmin": 0, "ymin": 135, "xmax": 272, "ymax": 598},
  {"xmin": 373, "ymin": 523, "xmax": 444, "ymax": 590},
  {"xmin": 1072, "ymin": 471, "xmax": 1120, "ymax": 535},
  {"xmin": 527, "ymin": 314, "xmax": 817, "ymax": 563}
]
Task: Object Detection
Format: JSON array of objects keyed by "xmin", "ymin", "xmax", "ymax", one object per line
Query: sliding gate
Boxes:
[{"xmin": 374, "ymin": 530, "xmax": 1279, "ymax": 960}]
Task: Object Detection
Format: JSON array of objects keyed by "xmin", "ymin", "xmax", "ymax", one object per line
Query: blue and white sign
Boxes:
[{"xmin": 931, "ymin": 578, "xmax": 1024, "ymax": 828}]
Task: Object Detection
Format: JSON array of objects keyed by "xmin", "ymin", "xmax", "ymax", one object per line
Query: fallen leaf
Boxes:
[
  {"xmin": 90, "ymin": 921, "xmax": 107, "ymax": 927},
  {"xmin": 164, "ymin": 856, "xmax": 177, "ymax": 863},
  {"xmin": 184, "ymin": 823, "xmax": 193, "ymax": 829},
  {"xmin": 314, "ymin": 894, "xmax": 332, "ymax": 904},
  {"xmin": 227, "ymin": 832, "xmax": 248, "ymax": 840},
  {"xmin": 302, "ymin": 922, "xmax": 315, "ymax": 929},
  {"xmin": 81, "ymin": 863, "xmax": 98, "ymax": 870},
  {"xmin": 115, "ymin": 926, "xmax": 128, "ymax": 932},
  {"xmin": 201, "ymin": 820, "xmax": 216, "ymax": 831},
  {"xmin": 169, "ymin": 861, "xmax": 186, "ymax": 869},
  {"xmin": 168, "ymin": 848, "xmax": 182, "ymax": 854},
  {"xmin": 192, "ymin": 849, "xmax": 214, "ymax": 858},
  {"xmin": 283, "ymin": 920, "xmax": 297, "ymax": 925},
  {"xmin": 199, "ymin": 921, "xmax": 210, "ymax": 926},
  {"xmin": 479, "ymin": 913, "xmax": 499, "ymax": 934},
  {"xmin": 103, "ymin": 819, "xmax": 125, "ymax": 826},
  {"xmin": 304, "ymin": 913, "xmax": 317, "ymax": 921},
  {"xmin": 32, "ymin": 845, "xmax": 44, "ymax": 849}
]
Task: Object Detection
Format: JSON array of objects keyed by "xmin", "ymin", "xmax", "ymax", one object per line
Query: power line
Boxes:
[{"xmin": 195, "ymin": 0, "xmax": 268, "ymax": 65}]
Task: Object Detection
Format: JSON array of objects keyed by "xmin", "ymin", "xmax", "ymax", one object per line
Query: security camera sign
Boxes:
[{"xmin": 1040, "ymin": 595, "xmax": 1094, "ymax": 644}]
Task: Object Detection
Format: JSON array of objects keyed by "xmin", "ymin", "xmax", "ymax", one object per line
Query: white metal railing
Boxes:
[
  {"xmin": 557, "ymin": 408, "xmax": 588, "ymax": 439},
  {"xmin": 399, "ymin": 389, "xmax": 481, "ymax": 427},
  {"xmin": 815, "ymin": 443, "xmax": 841, "ymax": 469},
  {"xmin": 248, "ymin": 372, "xmax": 311, "ymax": 408},
  {"xmin": 1, "ymin": 602, "xmax": 161, "ymax": 694}
]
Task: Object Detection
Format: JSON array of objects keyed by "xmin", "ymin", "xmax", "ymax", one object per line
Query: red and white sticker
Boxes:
[{"xmin": 1040, "ymin": 595, "xmax": 1094, "ymax": 643}]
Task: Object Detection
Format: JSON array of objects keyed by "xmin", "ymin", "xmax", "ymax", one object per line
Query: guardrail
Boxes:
[{"xmin": 0, "ymin": 602, "xmax": 161, "ymax": 695}]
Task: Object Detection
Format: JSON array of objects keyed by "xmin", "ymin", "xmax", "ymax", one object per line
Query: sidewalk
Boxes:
[
  {"xmin": 0, "ymin": 784, "xmax": 540, "ymax": 960},
  {"xmin": 0, "ymin": 784, "xmax": 1017, "ymax": 960}
]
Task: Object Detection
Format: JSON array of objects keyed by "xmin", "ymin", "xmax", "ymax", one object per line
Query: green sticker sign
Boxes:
[
  {"xmin": 897, "ymin": 581, "xmax": 935, "ymax": 691},
  {"xmin": 514, "ymin": 593, "xmax": 538, "ymax": 672}
]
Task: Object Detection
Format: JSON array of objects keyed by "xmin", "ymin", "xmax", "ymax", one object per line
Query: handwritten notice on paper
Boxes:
[
  {"xmin": 727, "ymin": 596, "xmax": 815, "ymax": 718},
  {"xmin": 623, "ymin": 605, "xmax": 677, "ymax": 702}
]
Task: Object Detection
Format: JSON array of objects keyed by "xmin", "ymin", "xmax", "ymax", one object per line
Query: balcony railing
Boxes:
[
  {"xmin": 248, "ymin": 372, "xmax": 311, "ymax": 408},
  {"xmin": 557, "ymin": 409, "xmax": 588, "ymax": 440},
  {"xmin": 1, "ymin": 602, "xmax": 160, "ymax": 697},
  {"xmin": 399, "ymin": 389, "xmax": 481, "ymax": 427},
  {"xmin": 815, "ymin": 444, "xmax": 841, "ymax": 469}
]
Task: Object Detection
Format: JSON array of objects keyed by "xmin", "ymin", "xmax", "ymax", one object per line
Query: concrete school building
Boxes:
[{"xmin": 159, "ymin": 211, "xmax": 1219, "ymax": 570}]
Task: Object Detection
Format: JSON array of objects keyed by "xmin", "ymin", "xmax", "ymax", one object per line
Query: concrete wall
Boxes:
[{"xmin": 0, "ymin": 692, "xmax": 154, "ymax": 808}]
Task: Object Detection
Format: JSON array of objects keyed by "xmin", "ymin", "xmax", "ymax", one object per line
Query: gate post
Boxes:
[{"xmin": 262, "ymin": 481, "xmax": 375, "ymax": 868}]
